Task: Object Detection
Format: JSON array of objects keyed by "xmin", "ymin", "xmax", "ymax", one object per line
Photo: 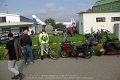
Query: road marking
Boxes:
[{"xmin": 25, "ymin": 75, "xmax": 94, "ymax": 80}]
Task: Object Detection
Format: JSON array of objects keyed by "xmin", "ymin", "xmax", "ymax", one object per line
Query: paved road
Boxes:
[{"xmin": 0, "ymin": 56, "xmax": 120, "ymax": 80}]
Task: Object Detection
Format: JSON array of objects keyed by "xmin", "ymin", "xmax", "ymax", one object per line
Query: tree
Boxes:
[
  {"xmin": 45, "ymin": 18, "xmax": 56, "ymax": 28},
  {"xmin": 55, "ymin": 23, "xmax": 65, "ymax": 29}
]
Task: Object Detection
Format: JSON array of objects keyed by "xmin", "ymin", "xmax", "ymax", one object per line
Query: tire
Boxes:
[
  {"xmin": 32, "ymin": 49, "xmax": 39, "ymax": 60},
  {"xmin": 53, "ymin": 34, "xmax": 55, "ymax": 36},
  {"xmin": 60, "ymin": 50, "xmax": 69, "ymax": 58},
  {"xmin": 97, "ymin": 51, "xmax": 101, "ymax": 56},
  {"xmin": 83, "ymin": 51, "xmax": 92, "ymax": 59},
  {"xmin": 49, "ymin": 48, "xmax": 59, "ymax": 60}
]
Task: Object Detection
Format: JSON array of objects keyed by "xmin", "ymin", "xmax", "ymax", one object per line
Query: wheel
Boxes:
[
  {"xmin": 97, "ymin": 51, "xmax": 101, "ymax": 56},
  {"xmin": 32, "ymin": 49, "xmax": 39, "ymax": 60},
  {"xmin": 53, "ymin": 34, "xmax": 55, "ymax": 36},
  {"xmin": 83, "ymin": 51, "xmax": 92, "ymax": 59},
  {"xmin": 60, "ymin": 50, "xmax": 69, "ymax": 58},
  {"xmin": 49, "ymin": 48, "xmax": 59, "ymax": 60}
]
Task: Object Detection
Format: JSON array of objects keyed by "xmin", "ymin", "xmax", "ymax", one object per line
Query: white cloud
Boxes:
[
  {"xmin": 19, "ymin": 2, "xmax": 78, "ymax": 22},
  {"xmin": 42, "ymin": 3, "xmax": 65, "ymax": 14}
]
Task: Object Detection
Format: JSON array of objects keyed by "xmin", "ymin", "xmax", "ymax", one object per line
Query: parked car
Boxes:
[
  {"xmin": 52, "ymin": 28, "xmax": 63, "ymax": 36},
  {"xmin": 0, "ymin": 32, "xmax": 20, "ymax": 43}
]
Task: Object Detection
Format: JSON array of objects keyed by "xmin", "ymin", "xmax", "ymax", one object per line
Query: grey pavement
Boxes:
[{"xmin": 0, "ymin": 56, "xmax": 120, "ymax": 80}]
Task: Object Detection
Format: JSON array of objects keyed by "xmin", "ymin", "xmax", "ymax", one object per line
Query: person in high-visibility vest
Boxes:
[{"xmin": 39, "ymin": 29, "xmax": 49, "ymax": 60}]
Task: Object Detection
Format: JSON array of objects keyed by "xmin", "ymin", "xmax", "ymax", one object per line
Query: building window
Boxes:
[
  {"xmin": 96, "ymin": 17, "xmax": 105, "ymax": 22},
  {"xmin": 2, "ymin": 28, "xmax": 11, "ymax": 33},
  {"xmin": 111, "ymin": 17, "xmax": 120, "ymax": 22},
  {"xmin": 0, "ymin": 17, "xmax": 6, "ymax": 22}
]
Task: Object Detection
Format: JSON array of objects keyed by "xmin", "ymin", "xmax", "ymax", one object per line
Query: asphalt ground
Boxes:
[{"xmin": 0, "ymin": 56, "xmax": 120, "ymax": 80}]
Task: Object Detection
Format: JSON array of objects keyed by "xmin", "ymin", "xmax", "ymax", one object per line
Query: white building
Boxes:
[
  {"xmin": 56, "ymin": 22, "xmax": 72, "ymax": 28},
  {"xmin": 56, "ymin": 18, "xmax": 76, "ymax": 28},
  {"xmin": 78, "ymin": 12, "xmax": 120, "ymax": 34},
  {"xmin": 0, "ymin": 13, "xmax": 34, "ymax": 35}
]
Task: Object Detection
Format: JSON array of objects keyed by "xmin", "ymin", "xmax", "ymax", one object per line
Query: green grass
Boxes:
[
  {"xmin": 0, "ymin": 48, "xmax": 5, "ymax": 60},
  {"xmin": 0, "ymin": 34, "xmax": 117, "ymax": 60},
  {"xmin": 32, "ymin": 34, "xmax": 84, "ymax": 49},
  {"xmin": 32, "ymin": 34, "xmax": 103, "ymax": 56},
  {"xmin": 0, "ymin": 43, "xmax": 5, "ymax": 60}
]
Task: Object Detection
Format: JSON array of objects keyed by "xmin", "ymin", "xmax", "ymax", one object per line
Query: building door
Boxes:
[{"xmin": 19, "ymin": 27, "xmax": 29, "ymax": 33}]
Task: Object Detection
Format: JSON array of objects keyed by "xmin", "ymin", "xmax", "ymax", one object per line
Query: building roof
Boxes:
[
  {"xmin": 0, "ymin": 22, "xmax": 34, "ymax": 27},
  {"xmin": 0, "ymin": 13, "xmax": 19, "ymax": 17},
  {"xmin": 0, "ymin": 13, "xmax": 34, "ymax": 27},
  {"xmin": 94, "ymin": 0, "xmax": 119, "ymax": 6},
  {"xmin": 78, "ymin": 11, "xmax": 120, "ymax": 15}
]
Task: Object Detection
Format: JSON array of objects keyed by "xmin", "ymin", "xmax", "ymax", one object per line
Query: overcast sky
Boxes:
[{"xmin": 0, "ymin": 0, "xmax": 98, "ymax": 22}]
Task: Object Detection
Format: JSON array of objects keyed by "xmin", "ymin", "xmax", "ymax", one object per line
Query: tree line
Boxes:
[{"xmin": 45, "ymin": 18, "xmax": 66, "ymax": 29}]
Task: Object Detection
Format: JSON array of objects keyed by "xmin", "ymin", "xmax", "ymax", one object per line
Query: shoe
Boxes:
[
  {"xmin": 30, "ymin": 62, "xmax": 34, "ymax": 64},
  {"xmin": 11, "ymin": 73, "xmax": 23, "ymax": 80},
  {"xmin": 47, "ymin": 55, "xmax": 50, "ymax": 58},
  {"xmin": 19, "ymin": 73, "xmax": 23, "ymax": 80},
  {"xmin": 41, "ymin": 56, "xmax": 44, "ymax": 60},
  {"xmin": 25, "ymin": 62, "xmax": 28, "ymax": 65},
  {"xmin": 11, "ymin": 75, "xmax": 19, "ymax": 79}
]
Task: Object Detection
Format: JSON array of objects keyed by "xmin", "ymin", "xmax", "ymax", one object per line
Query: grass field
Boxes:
[{"xmin": 0, "ymin": 34, "xmax": 117, "ymax": 60}]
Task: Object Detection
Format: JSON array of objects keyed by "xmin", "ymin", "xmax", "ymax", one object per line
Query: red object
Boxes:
[
  {"xmin": 66, "ymin": 47, "xmax": 72, "ymax": 53},
  {"xmin": 60, "ymin": 42, "xmax": 73, "ymax": 53},
  {"xmin": 68, "ymin": 26, "xmax": 73, "ymax": 33}
]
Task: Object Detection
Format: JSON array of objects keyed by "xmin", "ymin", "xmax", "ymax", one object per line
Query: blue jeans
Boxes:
[
  {"xmin": 40, "ymin": 43, "xmax": 49, "ymax": 56},
  {"xmin": 23, "ymin": 45, "xmax": 34, "ymax": 63}
]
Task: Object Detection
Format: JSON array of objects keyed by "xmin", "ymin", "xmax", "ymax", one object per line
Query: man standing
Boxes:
[
  {"xmin": 68, "ymin": 26, "xmax": 73, "ymax": 37},
  {"xmin": 20, "ymin": 30, "xmax": 34, "ymax": 64},
  {"xmin": 4, "ymin": 32, "xmax": 23, "ymax": 79},
  {"xmin": 39, "ymin": 29, "xmax": 49, "ymax": 60},
  {"xmin": 63, "ymin": 27, "xmax": 67, "ymax": 38},
  {"xmin": 31, "ymin": 29, "xmax": 34, "ymax": 35}
]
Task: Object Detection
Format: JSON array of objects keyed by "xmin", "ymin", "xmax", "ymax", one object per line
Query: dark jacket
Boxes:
[
  {"xmin": 20, "ymin": 34, "xmax": 32, "ymax": 46},
  {"xmin": 14, "ymin": 39, "xmax": 22, "ymax": 61}
]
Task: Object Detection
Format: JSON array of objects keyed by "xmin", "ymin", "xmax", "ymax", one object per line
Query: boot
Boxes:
[
  {"xmin": 11, "ymin": 73, "xmax": 23, "ymax": 79},
  {"xmin": 47, "ymin": 55, "xmax": 50, "ymax": 58},
  {"xmin": 41, "ymin": 56, "xmax": 44, "ymax": 60}
]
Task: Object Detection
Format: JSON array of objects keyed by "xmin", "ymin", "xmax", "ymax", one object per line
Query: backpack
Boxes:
[{"xmin": 41, "ymin": 33, "xmax": 48, "ymax": 41}]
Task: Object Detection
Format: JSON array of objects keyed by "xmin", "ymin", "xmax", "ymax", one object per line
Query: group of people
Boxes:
[
  {"xmin": 63, "ymin": 26, "xmax": 77, "ymax": 37},
  {"xmin": 3, "ymin": 26, "xmax": 77, "ymax": 79},
  {"xmin": 4, "ymin": 29, "xmax": 49, "ymax": 79}
]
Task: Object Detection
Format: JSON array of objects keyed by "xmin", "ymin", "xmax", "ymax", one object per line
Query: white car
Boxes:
[
  {"xmin": 0, "ymin": 32, "xmax": 19, "ymax": 42},
  {"xmin": 52, "ymin": 28, "xmax": 63, "ymax": 36}
]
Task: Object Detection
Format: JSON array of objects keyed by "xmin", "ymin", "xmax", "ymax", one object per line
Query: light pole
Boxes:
[{"xmin": 5, "ymin": 4, "xmax": 8, "ymax": 14}]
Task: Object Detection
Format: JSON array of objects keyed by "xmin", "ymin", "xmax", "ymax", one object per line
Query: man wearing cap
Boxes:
[{"xmin": 20, "ymin": 30, "xmax": 34, "ymax": 64}]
